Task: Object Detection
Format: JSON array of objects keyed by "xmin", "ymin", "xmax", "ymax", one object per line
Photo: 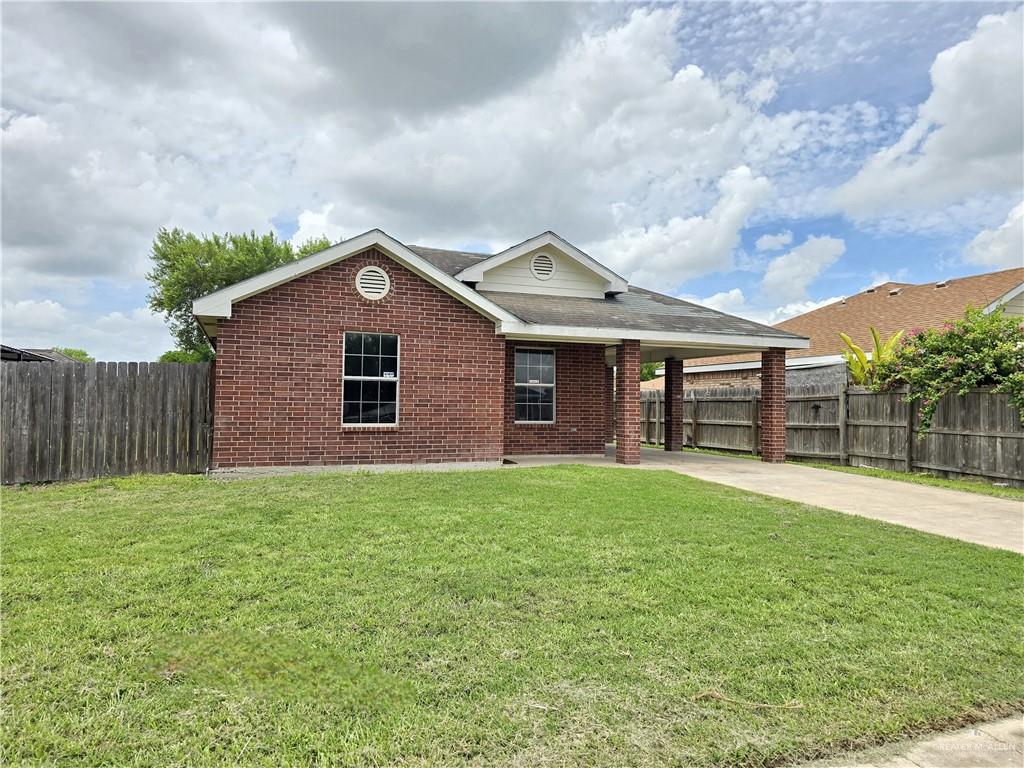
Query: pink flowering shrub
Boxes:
[{"xmin": 874, "ymin": 307, "xmax": 1024, "ymax": 432}]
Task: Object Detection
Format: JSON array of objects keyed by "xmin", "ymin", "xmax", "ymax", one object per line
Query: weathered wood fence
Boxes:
[
  {"xmin": 1, "ymin": 362, "xmax": 213, "ymax": 484},
  {"xmin": 641, "ymin": 384, "xmax": 1024, "ymax": 486}
]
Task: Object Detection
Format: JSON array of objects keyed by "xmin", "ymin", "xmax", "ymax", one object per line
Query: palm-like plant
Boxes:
[{"xmin": 840, "ymin": 327, "xmax": 904, "ymax": 385}]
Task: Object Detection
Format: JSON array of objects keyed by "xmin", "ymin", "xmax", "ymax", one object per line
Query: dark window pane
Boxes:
[
  {"xmin": 345, "ymin": 333, "xmax": 362, "ymax": 354},
  {"xmin": 514, "ymin": 385, "xmax": 529, "ymax": 404},
  {"xmin": 539, "ymin": 387, "xmax": 554, "ymax": 405},
  {"xmin": 362, "ymin": 356, "xmax": 381, "ymax": 377},
  {"xmin": 344, "ymin": 355, "xmax": 361, "ymax": 377},
  {"xmin": 361, "ymin": 381, "xmax": 379, "ymax": 402},
  {"xmin": 515, "ymin": 403, "xmax": 529, "ymax": 421},
  {"xmin": 360, "ymin": 401, "xmax": 379, "ymax": 423},
  {"xmin": 527, "ymin": 404, "xmax": 541, "ymax": 422},
  {"xmin": 379, "ymin": 381, "xmax": 397, "ymax": 403},
  {"xmin": 527, "ymin": 386, "xmax": 541, "ymax": 403},
  {"xmin": 528, "ymin": 351, "xmax": 541, "ymax": 367},
  {"xmin": 381, "ymin": 335, "xmax": 398, "ymax": 356},
  {"xmin": 380, "ymin": 356, "xmax": 398, "ymax": 378},
  {"xmin": 539, "ymin": 404, "xmax": 554, "ymax": 422},
  {"xmin": 362, "ymin": 333, "xmax": 380, "ymax": 355},
  {"xmin": 343, "ymin": 402, "xmax": 361, "ymax": 423},
  {"xmin": 540, "ymin": 363, "xmax": 554, "ymax": 384},
  {"xmin": 343, "ymin": 381, "xmax": 361, "ymax": 403},
  {"xmin": 379, "ymin": 402, "xmax": 396, "ymax": 423}
]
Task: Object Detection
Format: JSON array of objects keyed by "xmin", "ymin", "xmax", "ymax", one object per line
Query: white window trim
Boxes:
[
  {"xmin": 514, "ymin": 346, "xmax": 556, "ymax": 424},
  {"xmin": 342, "ymin": 331, "xmax": 400, "ymax": 428}
]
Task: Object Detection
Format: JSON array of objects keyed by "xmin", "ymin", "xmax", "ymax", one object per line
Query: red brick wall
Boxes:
[
  {"xmin": 212, "ymin": 248, "xmax": 506, "ymax": 467},
  {"xmin": 615, "ymin": 341, "xmax": 641, "ymax": 464},
  {"xmin": 503, "ymin": 341, "xmax": 607, "ymax": 455},
  {"xmin": 760, "ymin": 348, "xmax": 787, "ymax": 463},
  {"xmin": 664, "ymin": 358, "xmax": 685, "ymax": 451}
]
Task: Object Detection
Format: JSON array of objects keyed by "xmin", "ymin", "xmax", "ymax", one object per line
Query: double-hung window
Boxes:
[
  {"xmin": 514, "ymin": 348, "xmax": 555, "ymax": 423},
  {"xmin": 343, "ymin": 332, "xmax": 399, "ymax": 424}
]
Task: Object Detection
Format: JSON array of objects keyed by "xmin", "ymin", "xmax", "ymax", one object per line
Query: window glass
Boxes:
[
  {"xmin": 514, "ymin": 349, "xmax": 555, "ymax": 422},
  {"xmin": 343, "ymin": 332, "xmax": 399, "ymax": 424}
]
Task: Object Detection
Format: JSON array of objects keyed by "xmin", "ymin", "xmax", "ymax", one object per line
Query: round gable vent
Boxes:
[
  {"xmin": 355, "ymin": 266, "xmax": 391, "ymax": 300},
  {"xmin": 530, "ymin": 252, "xmax": 556, "ymax": 281}
]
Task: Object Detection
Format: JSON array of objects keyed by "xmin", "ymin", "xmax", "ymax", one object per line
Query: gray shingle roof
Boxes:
[
  {"xmin": 407, "ymin": 245, "xmax": 489, "ymax": 276},
  {"xmin": 477, "ymin": 288, "xmax": 803, "ymax": 339},
  {"xmin": 405, "ymin": 245, "xmax": 801, "ymax": 340}
]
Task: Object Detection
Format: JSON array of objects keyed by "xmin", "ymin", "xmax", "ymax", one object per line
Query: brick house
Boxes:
[{"xmin": 193, "ymin": 230, "xmax": 807, "ymax": 468}]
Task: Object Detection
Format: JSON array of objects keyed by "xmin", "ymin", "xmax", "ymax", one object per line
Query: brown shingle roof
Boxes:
[{"xmin": 687, "ymin": 267, "xmax": 1024, "ymax": 369}]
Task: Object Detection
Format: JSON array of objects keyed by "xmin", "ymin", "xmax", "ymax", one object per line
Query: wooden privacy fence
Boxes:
[
  {"xmin": 1, "ymin": 362, "xmax": 213, "ymax": 484},
  {"xmin": 641, "ymin": 384, "xmax": 1024, "ymax": 487}
]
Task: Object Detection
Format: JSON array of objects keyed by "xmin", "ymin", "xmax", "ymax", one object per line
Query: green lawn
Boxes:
[
  {"xmin": 795, "ymin": 462, "xmax": 1024, "ymax": 501},
  {"xmin": 3, "ymin": 467, "xmax": 1022, "ymax": 767}
]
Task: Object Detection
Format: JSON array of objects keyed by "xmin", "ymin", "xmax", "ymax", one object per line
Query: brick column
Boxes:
[
  {"xmin": 664, "ymin": 357, "xmax": 685, "ymax": 451},
  {"xmin": 615, "ymin": 340, "xmax": 641, "ymax": 464},
  {"xmin": 604, "ymin": 365, "xmax": 615, "ymax": 445},
  {"xmin": 760, "ymin": 347, "xmax": 786, "ymax": 463}
]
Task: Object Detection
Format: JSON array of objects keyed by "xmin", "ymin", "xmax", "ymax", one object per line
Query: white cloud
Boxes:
[
  {"xmin": 963, "ymin": 202, "xmax": 1024, "ymax": 269},
  {"xmin": 290, "ymin": 204, "xmax": 345, "ymax": 249},
  {"xmin": 2, "ymin": 300, "xmax": 173, "ymax": 362},
  {"xmin": 697, "ymin": 288, "xmax": 748, "ymax": 316},
  {"xmin": 862, "ymin": 269, "xmax": 910, "ymax": 290},
  {"xmin": 755, "ymin": 231, "xmax": 793, "ymax": 252},
  {"xmin": 836, "ymin": 8, "xmax": 1024, "ymax": 218},
  {"xmin": 763, "ymin": 296, "xmax": 843, "ymax": 325},
  {"xmin": 687, "ymin": 288, "xmax": 841, "ymax": 326},
  {"xmin": 594, "ymin": 166, "xmax": 771, "ymax": 290},
  {"xmin": 760, "ymin": 236, "xmax": 846, "ymax": 305}
]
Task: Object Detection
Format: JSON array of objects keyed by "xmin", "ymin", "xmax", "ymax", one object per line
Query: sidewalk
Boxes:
[{"xmin": 804, "ymin": 714, "xmax": 1023, "ymax": 767}]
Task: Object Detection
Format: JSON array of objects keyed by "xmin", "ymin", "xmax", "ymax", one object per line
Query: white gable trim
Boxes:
[
  {"xmin": 192, "ymin": 229, "xmax": 521, "ymax": 330},
  {"xmin": 983, "ymin": 281, "xmax": 1024, "ymax": 314},
  {"xmin": 455, "ymin": 232, "xmax": 628, "ymax": 294}
]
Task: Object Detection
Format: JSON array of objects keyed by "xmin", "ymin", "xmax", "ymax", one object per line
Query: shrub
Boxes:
[{"xmin": 873, "ymin": 306, "xmax": 1024, "ymax": 432}]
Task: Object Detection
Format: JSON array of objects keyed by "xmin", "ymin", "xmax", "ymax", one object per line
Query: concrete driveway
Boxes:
[{"xmin": 510, "ymin": 447, "xmax": 1024, "ymax": 554}]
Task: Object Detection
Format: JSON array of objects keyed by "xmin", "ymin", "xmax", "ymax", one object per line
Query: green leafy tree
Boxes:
[
  {"xmin": 641, "ymin": 362, "xmax": 662, "ymax": 381},
  {"xmin": 839, "ymin": 327, "xmax": 904, "ymax": 385},
  {"xmin": 146, "ymin": 228, "xmax": 333, "ymax": 359},
  {"xmin": 53, "ymin": 347, "xmax": 94, "ymax": 363},
  {"xmin": 158, "ymin": 349, "xmax": 207, "ymax": 363},
  {"xmin": 873, "ymin": 307, "xmax": 1024, "ymax": 432}
]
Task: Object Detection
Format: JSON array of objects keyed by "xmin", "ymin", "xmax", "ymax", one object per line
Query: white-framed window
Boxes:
[
  {"xmin": 514, "ymin": 348, "xmax": 555, "ymax": 423},
  {"xmin": 343, "ymin": 331, "xmax": 399, "ymax": 425}
]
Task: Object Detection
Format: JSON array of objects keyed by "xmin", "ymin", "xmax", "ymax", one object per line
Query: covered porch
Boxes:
[{"xmin": 602, "ymin": 339, "xmax": 791, "ymax": 465}]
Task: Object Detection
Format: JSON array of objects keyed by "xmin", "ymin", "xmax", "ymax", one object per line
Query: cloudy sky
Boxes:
[{"xmin": 3, "ymin": 2, "xmax": 1022, "ymax": 360}]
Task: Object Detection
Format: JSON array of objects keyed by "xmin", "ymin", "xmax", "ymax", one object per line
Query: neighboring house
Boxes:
[
  {"xmin": 682, "ymin": 267, "xmax": 1024, "ymax": 389},
  {"xmin": 193, "ymin": 229, "xmax": 807, "ymax": 468},
  {"xmin": 0, "ymin": 346, "xmax": 80, "ymax": 362}
]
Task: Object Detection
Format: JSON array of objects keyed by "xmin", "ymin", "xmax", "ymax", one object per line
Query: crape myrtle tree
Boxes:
[{"xmin": 146, "ymin": 228, "xmax": 333, "ymax": 360}]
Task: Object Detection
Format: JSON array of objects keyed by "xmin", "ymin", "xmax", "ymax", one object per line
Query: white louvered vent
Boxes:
[
  {"xmin": 530, "ymin": 252, "xmax": 556, "ymax": 281},
  {"xmin": 355, "ymin": 266, "xmax": 391, "ymax": 300}
]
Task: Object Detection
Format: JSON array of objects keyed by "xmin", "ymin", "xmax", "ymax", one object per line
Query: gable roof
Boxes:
[
  {"xmin": 453, "ymin": 231, "xmax": 629, "ymax": 294},
  {"xmin": 687, "ymin": 267, "xmax": 1024, "ymax": 370},
  {"xmin": 192, "ymin": 229, "xmax": 808, "ymax": 351}
]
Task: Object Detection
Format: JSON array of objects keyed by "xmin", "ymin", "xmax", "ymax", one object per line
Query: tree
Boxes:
[
  {"xmin": 873, "ymin": 307, "xmax": 1024, "ymax": 432},
  {"xmin": 146, "ymin": 228, "xmax": 333, "ymax": 359},
  {"xmin": 53, "ymin": 347, "xmax": 94, "ymax": 363},
  {"xmin": 839, "ymin": 327, "xmax": 903, "ymax": 385},
  {"xmin": 158, "ymin": 350, "xmax": 207, "ymax": 363},
  {"xmin": 641, "ymin": 362, "xmax": 662, "ymax": 381}
]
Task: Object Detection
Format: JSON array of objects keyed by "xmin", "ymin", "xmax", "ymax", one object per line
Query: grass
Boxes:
[
  {"xmin": 794, "ymin": 462, "xmax": 1024, "ymax": 501},
  {"xmin": 3, "ymin": 467, "xmax": 1022, "ymax": 767}
]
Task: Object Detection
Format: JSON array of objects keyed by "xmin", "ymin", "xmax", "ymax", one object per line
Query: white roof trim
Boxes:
[
  {"xmin": 192, "ymin": 229, "xmax": 520, "ymax": 327},
  {"xmin": 497, "ymin": 320, "xmax": 809, "ymax": 350},
  {"xmin": 686, "ymin": 353, "xmax": 845, "ymax": 373},
  {"xmin": 455, "ymin": 231, "xmax": 628, "ymax": 293},
  {"xmin": 984, "ymin": 281, "xmax": 1024, "ymax": 314}
]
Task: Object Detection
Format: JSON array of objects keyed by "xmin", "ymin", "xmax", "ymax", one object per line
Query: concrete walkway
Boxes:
[
  {"xmin": 509, "ymin": 447, "xmax": 1024, "ymax": 554},
  {"xmin": 803, "ymin": 713, "xmax": 1023, "ymax": 768}
]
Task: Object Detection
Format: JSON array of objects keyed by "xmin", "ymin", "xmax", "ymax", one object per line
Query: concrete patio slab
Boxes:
[{"xmin": 508, "ymin": 447, "xmax": 1024, "ymax": 553}]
